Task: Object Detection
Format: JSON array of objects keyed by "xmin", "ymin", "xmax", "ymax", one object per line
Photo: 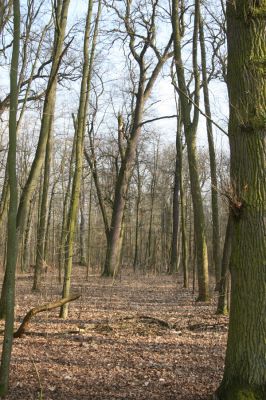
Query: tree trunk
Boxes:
[
  {"xmin": 102, "ymin": 99, "xmax": 145, "ymax": 277},
  {"xmin": 199, "ymin": 10, "xmax": 221, "ymax": 290},
  {"xmin": 133, "ymin": 156, "xmax": 141, "ymax": 271},
  {"xmin": 58, "ymin": 128, "xmax": 76, "ymax": 283},
  {"xmin": 170, "ymin": 104, "xmax": 182, "ymax": 274},
  {"xmin": 216, "ymin": 213, "xmax": 232, "ymax": 315},
  {"xmin": 172, "ymin": 0, "xmax": 209, "ymax": 300},
  {"xmin": 16, "ymin": 0, "xmax": 70, "ymax": 235},
  {"xmin": 0, "ymin": 0, "xmax": 19, "ymax": 394},
  {"xmin": 33, "ymin": 129, "xmax": 52, "ymax": 291},
  {"xmin": 216, "ymin": 1, "xmax": 266, "ymax": 398},
  {"xmin": 60, "ymin": 0, "xmax": 100, "ymax": 318},
  {"xmin": 79, "ymin": 177, "xmax": 86, "ymax": 266}
]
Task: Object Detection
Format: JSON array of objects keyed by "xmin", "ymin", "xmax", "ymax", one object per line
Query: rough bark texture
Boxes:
[{"xmin": 216, "ymin": 1, "xmax": 266, "ymax": 398}]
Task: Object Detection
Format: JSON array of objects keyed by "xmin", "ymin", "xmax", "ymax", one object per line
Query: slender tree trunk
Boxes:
[
  {"xmin": 16, "ymin": 0, "xmax": 70, "ymax": 235},
  {"xmin": 79, "ymin": 177, "xmax": 86, "ymax": 266},
  {"xmin": 0, "ymin": 0, "xmax": 19, "ymax": 394},
  {"xmin": 21, "ymin": 194, "xmax": 35, "ymax": 272},
  {"xmin": 58, "ymin": 130, "xmax": 76, "ymax": 283},
  {"xmin": 44, "ymin": 180, "xmax": 56, "ymax": 262},
  {"xmin": 172, "ymin": 0, "xmax": 209, "ymax": 300},
  {"xmin": 133, "ymin": 157, "xmax": 141, "ymax": 270},
  {"xmin": 60, "ymin": 0, "xmax": 100, "ymax": 318},
  {"xmin": 176, "ymin": 107, "xmax": 188, "ymax": 287},
  {"xmin": 0, "ymin": 0, "xmax": 71, "ymax": 307},
  {"xmin": 33, "ymin": 129, "xmax": 52, "ymax": 291},
  {"xmin": 146, "ymin": 142, "xmax": 159, "ymax": 269},
  {"xmin": 170, "ymin": 107, "xmax": 182, "ymax": 273},
  {"xmin": 0, "ymin": 165, "xmax": 9, "ymax": 225},
  {"xmin": 199, "ymin": 10, "xmax": 221, "ymax": 290},
  {"xmin": 216, "ymin": 213, "xmax": 232, "ymax": 315},
  {"xmin": 216, "ymin": 1, "xmax": 266, "ymax": 398},
  {"xmin": 86, "ymin": 177, "xmax": 93, "ymax": 279}
]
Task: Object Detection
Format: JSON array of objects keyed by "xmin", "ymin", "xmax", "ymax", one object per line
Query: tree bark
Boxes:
[
  {"xmin": 0, "ymin": 0, "xmax": 20, "ymax": 394},
  {"xmin": 199, "ymin": 9, "xmax": 221, "ymax": 290},
  {"xmin": 16, "ymin": 0, "xmax": 70, "ymax": 235},
  {"xmin": 216, "ymin": 1, "xmax": 266, "ymax": 398},
  {"xmin": 102, "ymin": 1, "xmax": 173, "ymax": 277},
  {"xmin": 172, "ymin": 0, "xmax": 209, "ymax": 300},
  {"xmin": 60, "ymin": 0, "xmax": 100, "ymax": 318},
  {"xmin": 216, "ymin": 213, "xmax": 232, "ymax": 315},
  {"xmin": 33, "ymin": 129, "xmax": 52, "ymax": 291}
]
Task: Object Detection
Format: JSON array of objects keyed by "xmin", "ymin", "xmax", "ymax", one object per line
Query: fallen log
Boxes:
[{"xmin": 14, "ymin": 294, "xmax": 81, "ymax": 338}]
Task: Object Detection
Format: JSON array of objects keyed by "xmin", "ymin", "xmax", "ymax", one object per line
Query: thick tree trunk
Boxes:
[
  {"xmin": 216, "ymin": 1, "xmax": 266, "ymax": 398},
  {"xmin": 103, "ymin": 142, "xmax": 140, "ymax": 277},
  {"xmin": 103, "ymin": 78, "xmax": 145, "ymax": 277}
]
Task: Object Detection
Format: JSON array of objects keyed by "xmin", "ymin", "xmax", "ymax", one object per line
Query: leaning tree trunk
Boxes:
[
  {"xmin": 16, "ymin": 0, "xmax": 70, "ymax": 235},
  {"xmin": 215, "ymin": 1, "xmax": 266, "ymax": 399},
  {"xmin": 0, "ymin": 0, "xmax": 20, "ymax": 395}
]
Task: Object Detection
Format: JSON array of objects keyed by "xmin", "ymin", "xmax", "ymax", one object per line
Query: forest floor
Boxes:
[{"xmin": 0, "ymin": 266, "xmax": 228, "ymax": 400}]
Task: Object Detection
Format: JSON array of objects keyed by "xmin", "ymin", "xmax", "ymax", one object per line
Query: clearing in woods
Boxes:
[{"xmin": 0, "ymin": 266, "xmax": 228, "ymax": 399}]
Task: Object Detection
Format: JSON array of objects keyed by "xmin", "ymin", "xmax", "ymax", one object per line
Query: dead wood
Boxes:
[
  {"xmin": 187, "ymin": 322, "xmax": 228, "ymax": 332},
  {"xmin": 137, "ymin": 315, "xmax": 171, "ymax": 328},
  {"xmin": 14, "ymin": 294, "xmax": 81, "ymax": 338}
]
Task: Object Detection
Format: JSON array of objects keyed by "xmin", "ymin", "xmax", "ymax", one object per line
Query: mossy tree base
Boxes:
[{"xmin": 215, "ymin": 382, "xmax": 266, "ymax": 400}]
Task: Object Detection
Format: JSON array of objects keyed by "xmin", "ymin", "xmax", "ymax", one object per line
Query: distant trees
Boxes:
[
  {"xmin": 216, "ymin": 1, "xmax": 266, "ymax": 399},
  {"xmin": 98, "ymin": 0, "xmax": 173, "ymax": 277}
]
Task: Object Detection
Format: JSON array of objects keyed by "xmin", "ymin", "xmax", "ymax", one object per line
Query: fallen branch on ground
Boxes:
[{"xmin": 14, "ymin": 294, "xmax": 81, "ymax": 338}]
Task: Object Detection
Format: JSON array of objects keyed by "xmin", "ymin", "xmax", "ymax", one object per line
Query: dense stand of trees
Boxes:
[{"xmin": 0, "ymin": 0, "xmax": 264, "ymax": 398}]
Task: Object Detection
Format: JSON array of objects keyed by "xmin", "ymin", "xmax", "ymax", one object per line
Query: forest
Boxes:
[{"xmin": 0, "ymin": 0, "xmax": 265, "ymax": 399}]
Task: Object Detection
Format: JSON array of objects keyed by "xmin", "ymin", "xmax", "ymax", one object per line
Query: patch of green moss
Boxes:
[{"xmin": 216, "ymin": 381, "xmax": 266, "ymax": 400}]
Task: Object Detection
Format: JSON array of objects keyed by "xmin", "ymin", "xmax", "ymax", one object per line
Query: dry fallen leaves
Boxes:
[{"xmin": 0, "ymin": 267, "xmax": 228, "ymax": 399}]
